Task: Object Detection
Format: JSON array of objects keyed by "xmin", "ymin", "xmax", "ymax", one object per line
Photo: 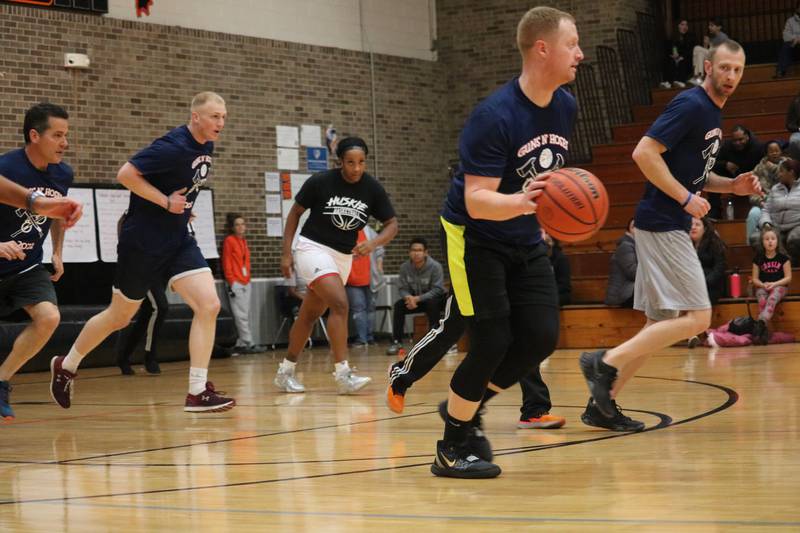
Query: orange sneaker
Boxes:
[
  {"xmin": 517, "ymin": 413, "xmax": 566, "ymax": 429},
  {"xmin": 386, "ymin": 384, "xmax": 405, "ymax": 414}
]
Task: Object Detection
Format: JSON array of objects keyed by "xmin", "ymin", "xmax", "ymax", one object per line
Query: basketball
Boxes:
[{"xmin": 535, "ymin": 167, "xmax": 609, "ymax": 242}]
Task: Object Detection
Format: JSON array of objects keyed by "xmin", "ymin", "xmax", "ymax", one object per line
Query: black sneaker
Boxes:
[
  {"xmin": 430, "ymin": 440, "xmax": 501, "ymax": 479},
  {"xmin": 438, "ymin": 400, "xmax": 493, "ymax": 461},
  {"xmin": 144, "ymin": 353, "xmax": 161, "ymax": 375},
  {"xmin": 116, "ymin": 354, "xmax": 135, "ymax": 375},
  {"xmin": 579, "ymin": 350, "xmax": 617, "ymax": 417},
  {"xmin": 581, "ymin": 398, "xmax": 645, "ymax": 432}
]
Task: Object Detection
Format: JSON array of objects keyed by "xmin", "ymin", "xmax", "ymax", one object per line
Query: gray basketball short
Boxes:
[{"xmin": 633, "ymin": 228, "xmax": 711, "ymax": 321}]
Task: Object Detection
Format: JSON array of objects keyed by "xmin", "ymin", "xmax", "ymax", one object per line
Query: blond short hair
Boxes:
[
  {"xmin": 516, "ymin": 6, "xmax": 574, "ymax": 56},
  {"xmin": 707, "ymin": 39, "xmax": 744, "ymax": 63},
  {"xmin": 191, "ymin": 91, "xmax": 225, "ymax": 111}
]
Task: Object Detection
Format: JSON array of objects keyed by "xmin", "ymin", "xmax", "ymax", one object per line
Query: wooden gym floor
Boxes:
[{"xmin": 0, "ymin": 343, "xmax": 798, "ymax": 531}]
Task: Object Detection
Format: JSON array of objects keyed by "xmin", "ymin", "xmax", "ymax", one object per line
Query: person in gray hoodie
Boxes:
[
  {"xmin": 386, "ymin": 237, "xmax": 445, "ymax": 355},
  {"xmin": 753, "ymin": 158, "xmax": 800, "ymax": 258},
  {"xmin": 604, "ymin": 219, "xmax": 637, "ymax": 307}
]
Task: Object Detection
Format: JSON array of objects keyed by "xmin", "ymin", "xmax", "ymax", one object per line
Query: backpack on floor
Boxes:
[{"xmin": 727, "ymin": 289, "xmax": 755, "ymax": 335}]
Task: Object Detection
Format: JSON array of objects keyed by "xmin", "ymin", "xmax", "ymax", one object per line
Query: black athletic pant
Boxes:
[
  {"xmin": 391, "ymin": 296, "xmax": 444, "ymax": 343},
  {"xmin": 389, "ymin": 290, "xmax": 554, "ymax": 415},
  {"xmin": 446, "ymin": 231, "xmax": 560, "ymax": 404},
  {"xmin": 116, "ymin": 280, "xmax": 168, "ymax": 364}
]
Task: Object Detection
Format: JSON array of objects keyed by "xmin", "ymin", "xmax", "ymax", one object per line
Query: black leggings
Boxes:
[{"xmin": 450, "ymin": 303, "xmax": 559, "ymax": 401}]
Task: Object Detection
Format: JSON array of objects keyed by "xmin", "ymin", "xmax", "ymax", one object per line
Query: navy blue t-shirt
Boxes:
[
  {"xmin": 123, "ymin": 125, "xmax": 213, "ymax": 254},
  {"xmin": 635, "ymin": 87, "xmax": 723, "ymax": 232},
  {"xmin": 442, "ymin": 79, "xmax": 577, "ymax": 246},
  {"xmin": 0, "ymin": 149, "xmax": 73, "ymax": 277},
  {"xmin": 296, "ymin": 169, "xmax": 395, "ymax": 254}
]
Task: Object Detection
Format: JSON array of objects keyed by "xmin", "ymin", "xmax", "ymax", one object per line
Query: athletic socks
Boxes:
[
  {"xmin": 334, "ymin": 360, "xmax": 349, "ymax": 374},
  {"xmin": 443, "ymin": 412, "xmax": 471, "ymax": 445},
  {"xmin": 188, "ymin": 367, "xmax": 208, "ymax": 395},
  {"xmin": 61, "ymin": 346, "xmax": 85, "ymax": 374},
  {"xmin": 279, "ymin": 358, "xmax": 297, "ymax": 372}
]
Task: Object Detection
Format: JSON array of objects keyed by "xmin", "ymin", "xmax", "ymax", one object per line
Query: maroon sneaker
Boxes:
[
  {"xmin": 50, "ymin": 356, "xmax": 76, "ymax": 409},
  {"xmin": 184, "ymin": 382, "xmax": 236, "ymax": 413}
]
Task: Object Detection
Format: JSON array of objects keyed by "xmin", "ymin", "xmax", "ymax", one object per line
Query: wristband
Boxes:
[
  {"xmin": 680, "ymin": 192, "xmax": 693, "ymax": 208},
  {"xmin": 165, "ymin": 196, "xmax": 171, "ymax": 211},
  {"xmin": 26, "ymin": 190, "xmax": 45, "ymax": 214}
]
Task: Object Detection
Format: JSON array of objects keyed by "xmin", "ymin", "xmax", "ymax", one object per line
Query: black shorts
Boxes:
[
  {"xmin": 114, "ymin": 236, "xmax": 209, "ymax": 301},
  {"xmin": 0, "ymin": 265, "xmax": 57, "ymax": 317},
  {"xmin": 441, "ymin": 217, "xmax": 558, "ymax": 320}
]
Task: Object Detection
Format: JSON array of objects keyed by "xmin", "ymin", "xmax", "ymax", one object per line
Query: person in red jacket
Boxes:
[{"xmin": 222, "ymin": 213, "xmax": 257, "ymax": 353}]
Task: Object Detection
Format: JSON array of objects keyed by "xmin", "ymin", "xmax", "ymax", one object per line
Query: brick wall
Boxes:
[
  {"xmin": 436, "ymin": 0, "xmax": 654, "ymax": 163},
  {"xmin": 0, "ymin": 1, "xmax": 652, "ymax": 278},
  {"xmin": 0, "ymin": 4, "xmax": 448, "ymax": 276}
]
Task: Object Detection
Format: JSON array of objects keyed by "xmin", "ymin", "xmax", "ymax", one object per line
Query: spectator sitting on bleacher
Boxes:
[
  {"xmin": 775, "ymin": 3, "xmax": 800, "ymax": 79},
  {"xmin": 543, "ymin": 230, "xmax": 571, "ymax": 305},
  {"xmin": 690, "ymin": 217, "xmax": 727, "ymax": 304},
  {"xmin": 660, "ymin": 19, "xmax": 695, "ymax": 89},
  {"xmin": 711, "ymin": 125, "xmax": 763, "ymax": 219},
  {"xmin": 751, "ymin": 227, "xmax": 792, "ymax": 345},
  {"xmin": 386, "ymin": 237, "xmax": 446, "ymax": 356},
  {"xmin": 752, "ymin": 158, "xmax": 800, "ymax": 259},
  {"xmin": 687, "ymin": 216, "xmax": 727, "ymax": 348},
  {"xmin": 604, "ymin": 218, "xmax": 637, "ymax": 308},
  {"xmin": 690, "ymin": 35, "xmax": 711, "ymax": 86},
  {"xmin": 786, "ymin": 89, "xmax": 800, "ymax": 159},
  {"xmin": 747, "ymin": 141, "xmax": 785, "ymax": 241},
  {"xmin": 689, "ymin": 19, "xmax": 727, "ymax": 86}
]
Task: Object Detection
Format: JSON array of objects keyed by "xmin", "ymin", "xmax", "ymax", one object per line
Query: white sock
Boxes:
[
  {"xmin": 279, "ymin": 358, "xmax": 297, "ymax": 372},
  {"xmin": 334, "ymin": 360, "xmax": 350, "ymax": 374},
  {"xmin": 61, "ymin": 346, "xmax": 85, "ymax": 373},
  {"xmin": 188, "ymin": 367, "xmax": 208, "ymax": 395}
]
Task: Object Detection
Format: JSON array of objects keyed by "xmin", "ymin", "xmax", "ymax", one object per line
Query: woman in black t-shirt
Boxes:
[
  {"xmin": 276, "ymin": 137, "xmax": 398, "ymax": 394},
  {"xmin": 751, "ymin": 227, "xmax": 792, "ymax": 344}
]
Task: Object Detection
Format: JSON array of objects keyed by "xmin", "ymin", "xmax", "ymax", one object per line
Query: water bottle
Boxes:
[
  {"xmin": 725, "ymin": 198, "xmax": 735, "ymax": 220},
  {"xmin": 729, "ymin": 270, "xmax": 741, "ymax": 298}
]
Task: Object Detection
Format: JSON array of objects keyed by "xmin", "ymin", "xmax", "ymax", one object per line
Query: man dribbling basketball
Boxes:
[
  {"xmin": 580, "ymin": 40, "xmax": 761, "ymax": 428},
  {"xmin": 431, "ymin": 6, "xmax": 582, "ymax": 479}
]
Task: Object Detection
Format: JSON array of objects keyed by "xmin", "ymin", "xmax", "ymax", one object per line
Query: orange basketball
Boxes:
[{"xmin": 535, "ymin": 167, "xmax": 609, "ymax": 243}]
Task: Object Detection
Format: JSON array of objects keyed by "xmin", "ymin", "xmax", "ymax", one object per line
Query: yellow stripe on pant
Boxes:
[{"xmin": 440, "ymin": 216, "xmax": 474, "ymax": 317}]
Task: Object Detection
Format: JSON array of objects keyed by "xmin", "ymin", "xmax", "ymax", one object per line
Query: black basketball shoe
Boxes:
[
  {"xmin": 438, "ymin": 400, "xmax": 493, "ymax": 461},
  {"xmin": 580, "ymin": 398, "xmax": 645, "ymax": 432},
  {"xmin": 579, "ymin": 350, "xmax": 617, "ymax": 417},
  {"xmin": 430, "ymin": 440, "xmax": 501, "ymax": 479}
]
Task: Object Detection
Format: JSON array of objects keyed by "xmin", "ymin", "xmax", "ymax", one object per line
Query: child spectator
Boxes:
[
  {"xmin": 751, "ymin": 227, "xmax": 792, "ymax": 345},
  {"xmin": 747, "ymin": 141, "xmax": 785, "ymax": 241}
]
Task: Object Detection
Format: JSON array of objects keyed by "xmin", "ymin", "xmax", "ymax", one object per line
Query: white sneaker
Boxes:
[
  {"xmin": 689, "ymin": 76, "xmax": 702, "ymax": 86},
  {"xmin": 334, "ymin": 368, "xmax": 372, "ymax": 394},
  {"xmin": 673, "ymin": 80, "xmax": 686, "ymax": 88},
  {"xmin": 446, "ymin": 344, "xmax": 459, "ymax": 355},
  {"xmin": 274, "ymin": 367, "xmax": 305, "ymax": 393},
  {"xmin": 659, "ymin": 81, "xmax": 671, "ymax": 89}
]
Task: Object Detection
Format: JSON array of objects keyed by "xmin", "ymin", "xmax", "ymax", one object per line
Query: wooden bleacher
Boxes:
[{"xmin": 558, "ymin": 61, "xmax": 800, "ymax": 348}]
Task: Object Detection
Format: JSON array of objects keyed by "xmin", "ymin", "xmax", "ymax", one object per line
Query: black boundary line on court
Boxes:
[
  {"xmin": 0, "ymin": 375, "xmax": 738, "ymax": 505},
  {"xmin": 0, "ymin": 405, "xmax": 669, "ymax": 468}
]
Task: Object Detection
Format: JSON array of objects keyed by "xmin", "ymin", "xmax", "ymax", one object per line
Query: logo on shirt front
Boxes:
[
  {"xmin": 9, "ymin": 187, "xmax": 59, "ymax": 247},
  {"xmin": 697, "ymin": 133, "xmax": 721, "ymax": 186},
  {"xmin": 185, "ymin": 155, "xmax": 212, "ymax": 209},
  {"xmin": 323, "ymin": 196, "xmax": 368, "ymax": 231},
  {"xmin": 515, "ymin": 134, "xmax": 569, "ymax": 191}
]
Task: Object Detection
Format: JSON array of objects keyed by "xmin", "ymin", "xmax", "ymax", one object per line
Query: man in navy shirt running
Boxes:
[
  {"xmin": 431, "ymin": 6, "xmax": 582, "ymax": 479},
  {"xmin": 0, "ymin": 103, "xmax": 82, "ymax": 419},
  {"xmin": 50, "ymin": 92, "xmax": 235, "ymax": 413},
  {"xmin": 580, "ymin": 40, "xmax": 760, "ymax": 427}
]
